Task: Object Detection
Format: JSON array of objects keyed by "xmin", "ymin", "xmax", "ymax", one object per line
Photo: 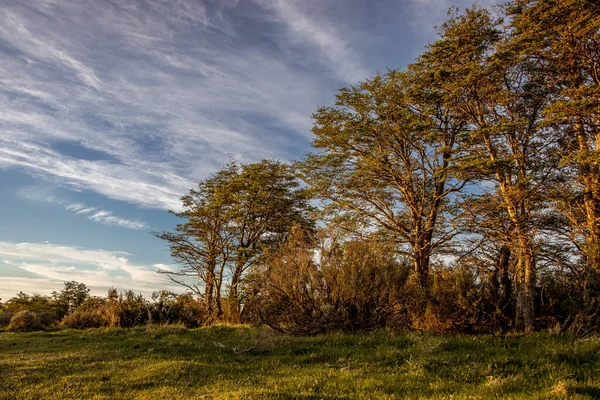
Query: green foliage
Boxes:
[
  {"xmin": 0, "ymin": 312, "xmax": 12, "ymax": 328},
  {"xmin": 155, "ymin": 159, "xmax": 314, "ymax": 323},
  {"xmin": 51, "ymin": 281, "xmax": 91, "ymax": 318},
  {"xmin": 300, "ymin": 64, "xmax": 466, "ymax": 287},
  {"xmin": 3, "ymin": 292, "xmax": 56, "ymax": 316}
]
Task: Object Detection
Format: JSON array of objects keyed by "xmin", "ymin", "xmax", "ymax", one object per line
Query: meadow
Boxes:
[{"xmin": 1, "ymin": 326, "xmax": 599, "ymax": 399}]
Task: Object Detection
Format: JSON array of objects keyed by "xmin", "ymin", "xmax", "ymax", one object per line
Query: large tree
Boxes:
[
  {"xmin": 507, "ymin": 0, "xmax": 600, "ymax": 296},
  {"xmin": 422, "ymin": 7, "xmax": 556, "ymax": 331},
  {"xmin": 156, "ymin": 159, "xmax": 313, "ymax": 322},
  {"xmin": 301, "ymin": 65, "xmax": 467, "ymax": 289}
]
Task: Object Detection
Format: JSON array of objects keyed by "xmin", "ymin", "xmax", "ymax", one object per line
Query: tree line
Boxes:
[
  {"xmin": 155, "ymin": 0, "xmax": 599, "ymax": 334},
  {"xmin": 1, "ymin": 0, "xmax": 598, "ymax": 334}
]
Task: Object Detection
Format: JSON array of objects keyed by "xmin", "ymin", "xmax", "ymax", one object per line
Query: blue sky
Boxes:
[{"xmin": 0, "ymin": 0, "xmax": 496, "ymax": 300}]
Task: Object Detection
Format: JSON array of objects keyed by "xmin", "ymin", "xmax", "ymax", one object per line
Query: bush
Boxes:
[
  {"xmin": 409, "ymin": 267, "xmax": 484, "ymax": 333},
  {"xmin": 247, "ymin": 228, "xmax": 411, "ymax": 334},
  {"xmin": 8, "ymin": 310, "xmax": 49, "ymax": 331},
  {"xmin": 0, "ymin": 312, "xmax": 13, "ymax": 328},
  {"xmin": 60, "ymin": 311, "xmax": 105, "ymax": 329},
  {"xmin": 149, "ymin": 291, "xmax": 206, "ymax": 327},
  {"xmin": 103, "ymin": 289, "xmax": 150, "ymax": 328}
]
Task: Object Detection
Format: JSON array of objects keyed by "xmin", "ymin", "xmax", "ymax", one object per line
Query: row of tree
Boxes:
[
  {"xmin": 3, "ymin": 1, "xmax": 596, "ymax": 334},
  {"xmin": 155, "ymin": 0, "xmax": 600, "ymax": 334}
]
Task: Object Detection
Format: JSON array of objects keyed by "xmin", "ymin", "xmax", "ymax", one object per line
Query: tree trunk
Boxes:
[
  {"xmin": 514, "ymin": 235, "xmax": 535, "ymax": 333},
  {"xmin": 490, "ymin": 245, "xmax": 511, "ymax": 328},
  {"xmin": 227, "ymin": 259, "xmax": 245, "ymax": 323},
  {"xmin": 413, "ymin": 245, "xmax": 431, "ymax": 289},
  {"xmin": 205, "ymin": 278, "xmax": 214, "ymax": 315},
  {"xmin": 576, "ymin": 120, "xmax": 600, "ymax": 314}
]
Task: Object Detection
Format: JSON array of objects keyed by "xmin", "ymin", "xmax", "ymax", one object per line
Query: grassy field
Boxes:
[{"xmin": 1, "ymin": 326, "xmax": 599, "ymax": 399}]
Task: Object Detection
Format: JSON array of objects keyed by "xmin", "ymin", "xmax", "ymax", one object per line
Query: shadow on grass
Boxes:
[{"xmin": 572, "ymin": 386, "xmax": 600, "ymax": 397}]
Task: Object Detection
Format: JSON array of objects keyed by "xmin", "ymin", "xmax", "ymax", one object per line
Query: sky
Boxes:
[{"xmin": 0, "ymin": 0, "xmax": 497, "ymax": 300}]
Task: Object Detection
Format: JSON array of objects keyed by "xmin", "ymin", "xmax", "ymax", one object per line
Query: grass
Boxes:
[{"xmin": 0, "ymin": 326, "xmax": 599, "ymax": 399}]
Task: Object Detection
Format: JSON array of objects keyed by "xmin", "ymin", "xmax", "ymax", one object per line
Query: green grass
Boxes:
[{"xmin": 1, "ymin": 326, "xmax": 599, "ymax": 399}]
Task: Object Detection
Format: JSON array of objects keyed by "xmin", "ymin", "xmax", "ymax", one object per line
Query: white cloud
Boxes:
[
  {"xmin": 0, "ymin": 241, "xmax": 181, "ymax": 299},
  {"xmin": 2, "ymin": 140, "xmax": 189, "ymax": 210},
  {"xmin": 69, "ymin": 203, "xmax": 148, "ymax": 230},
  {"xmin": 0, "ymin": 9, "xmax": 101, "ymax": 89}
]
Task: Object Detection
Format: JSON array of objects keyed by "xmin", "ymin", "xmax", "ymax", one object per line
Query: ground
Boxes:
[{"xmin": 0, "ymin": 326, "xmax": 599, "ymax": 399}]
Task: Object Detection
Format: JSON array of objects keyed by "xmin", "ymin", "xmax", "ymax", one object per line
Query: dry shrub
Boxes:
[
  {"xmin": 103, "ymin": 289, "xmax": 150, "ymax": 328},
  {"xmin": 149, "ymin": 291, "xmax": 206, "ymax": 328},
  {"xmin": 247, "ymin": 227, "xmax": 498, "ymax": 334},
  {"xmin": 247, "ymin": 227, "xmax": 411, "ymax": 334},
  {"xmin": 406, "ymin": 266, "xmax": 486, "ymax": 333},
  {"xmin": 8, "ymin": 310, "xmax": 50, "ymax": 331},
  {"xmin": 60, "ymin": 311, "xmax": 105, "ymax": 329}
]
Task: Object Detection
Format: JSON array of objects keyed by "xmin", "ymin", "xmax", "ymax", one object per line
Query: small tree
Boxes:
[{"xmin": 156, "ymin": 159, "xmax": 314, "ymax": 322}]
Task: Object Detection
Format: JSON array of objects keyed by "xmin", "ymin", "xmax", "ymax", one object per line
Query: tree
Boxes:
[
  {"xmin": 156, "ymin": 159, "xmax": 313, "ymax": 322},
  {"xmin": 51, "ymin": 281, "xmax": 91, "ymax": 317},
  {"xmin": 155, "ymin": 162, "xmax": 238, "ymax": 319},
  {"xmin": 4, "ymin": 292, "xmax": 55, "ymax": 315},
  {"xmin": 507, "ymin": 0, "xmax": 600, "ymax": 304},
  {"xmin": 421, "ymin": 7, "xmax": 557, "ymax": 332},
  {"xmin": 300, "ymin": 66, "xmax": 467, "ymax": 290}
]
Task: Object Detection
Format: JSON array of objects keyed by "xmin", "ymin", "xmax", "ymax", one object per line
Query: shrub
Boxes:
[
  {"xmin": 0, "ymin": 312, "xmax": 13, "ymax": 328},
  {"xmin": 173, "ymin": 294, "xmax": 206, "ymax": 328},
  {"xmin": 247, "ymin": 228, "xmax": 411, "ymax": 334},
  {"xmin": 409, "ymin": 267, "xmax": 484, "ymax": 333},
  {"xmin": 76, "ymin": 297, "xmax": 107, "ymax": 314},
  {"xmin": 149, "ymin": 291, "xmax": 206, "ymax": 327},
  {"xmin": 8, "ymin": 310, "xmax": 48, "ymax": 331},
  {"xmin": 60, "ymin": 311, "xmax": 105, "ymax": 329},
  {"xmin": 103, "ymin": 289, "xmax": 150, "ymax": 328}
]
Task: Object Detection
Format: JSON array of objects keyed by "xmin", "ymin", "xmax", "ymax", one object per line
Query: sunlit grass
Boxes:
[{"xmin": 1, "ymin": 326, "xmax": 599, "ymax": 399}]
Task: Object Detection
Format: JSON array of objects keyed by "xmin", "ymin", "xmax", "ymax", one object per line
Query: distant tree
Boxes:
[
  {"xmin": 4, "ymin": 292, "xmax": 55, "ymax": 314},
  {"xmin": 156, "ymin": 159, "xmax": 314, "ymax": 322},
  {"xmin": 51, "ymin": 281, "xmax": 91, "ymax": 317},
  {"xmin": 155, "ymin": 162, "xmax": 238, "ymax": 319}
]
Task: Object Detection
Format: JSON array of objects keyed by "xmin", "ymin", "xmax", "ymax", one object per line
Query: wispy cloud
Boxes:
[
  {"xmin": 0, "ymin": 0, "xmax": 331, "ymax": 212},
  {"xmin": 254, "ymin": 0, "xmax": 369, "ymax": 83},
  {"xmin": 65, "ymin": 203, "xmax": 148, "ymax": 230},
  {"xmin": 18, "ymin": 186, "xmax": 149, "ymax": 230},
  {"xmin": 0, "ymin": 241, "xmax": 179, "ymax": 298},
  {"xmin": 3, "ymin": 141, "xmax": 189, "ymax": 210}
]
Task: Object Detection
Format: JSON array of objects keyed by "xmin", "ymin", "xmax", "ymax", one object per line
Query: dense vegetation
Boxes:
[
  {"xmin": 156, "ymin": 0, "xmax": 600, "ymax": 335},
  {"xmin": 1, "ymin": 1, "xmax": 599, "ymax": 336},
  {"xmin": 1, "ymin": 326, "xmax": 599, "ymax": 399}
]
